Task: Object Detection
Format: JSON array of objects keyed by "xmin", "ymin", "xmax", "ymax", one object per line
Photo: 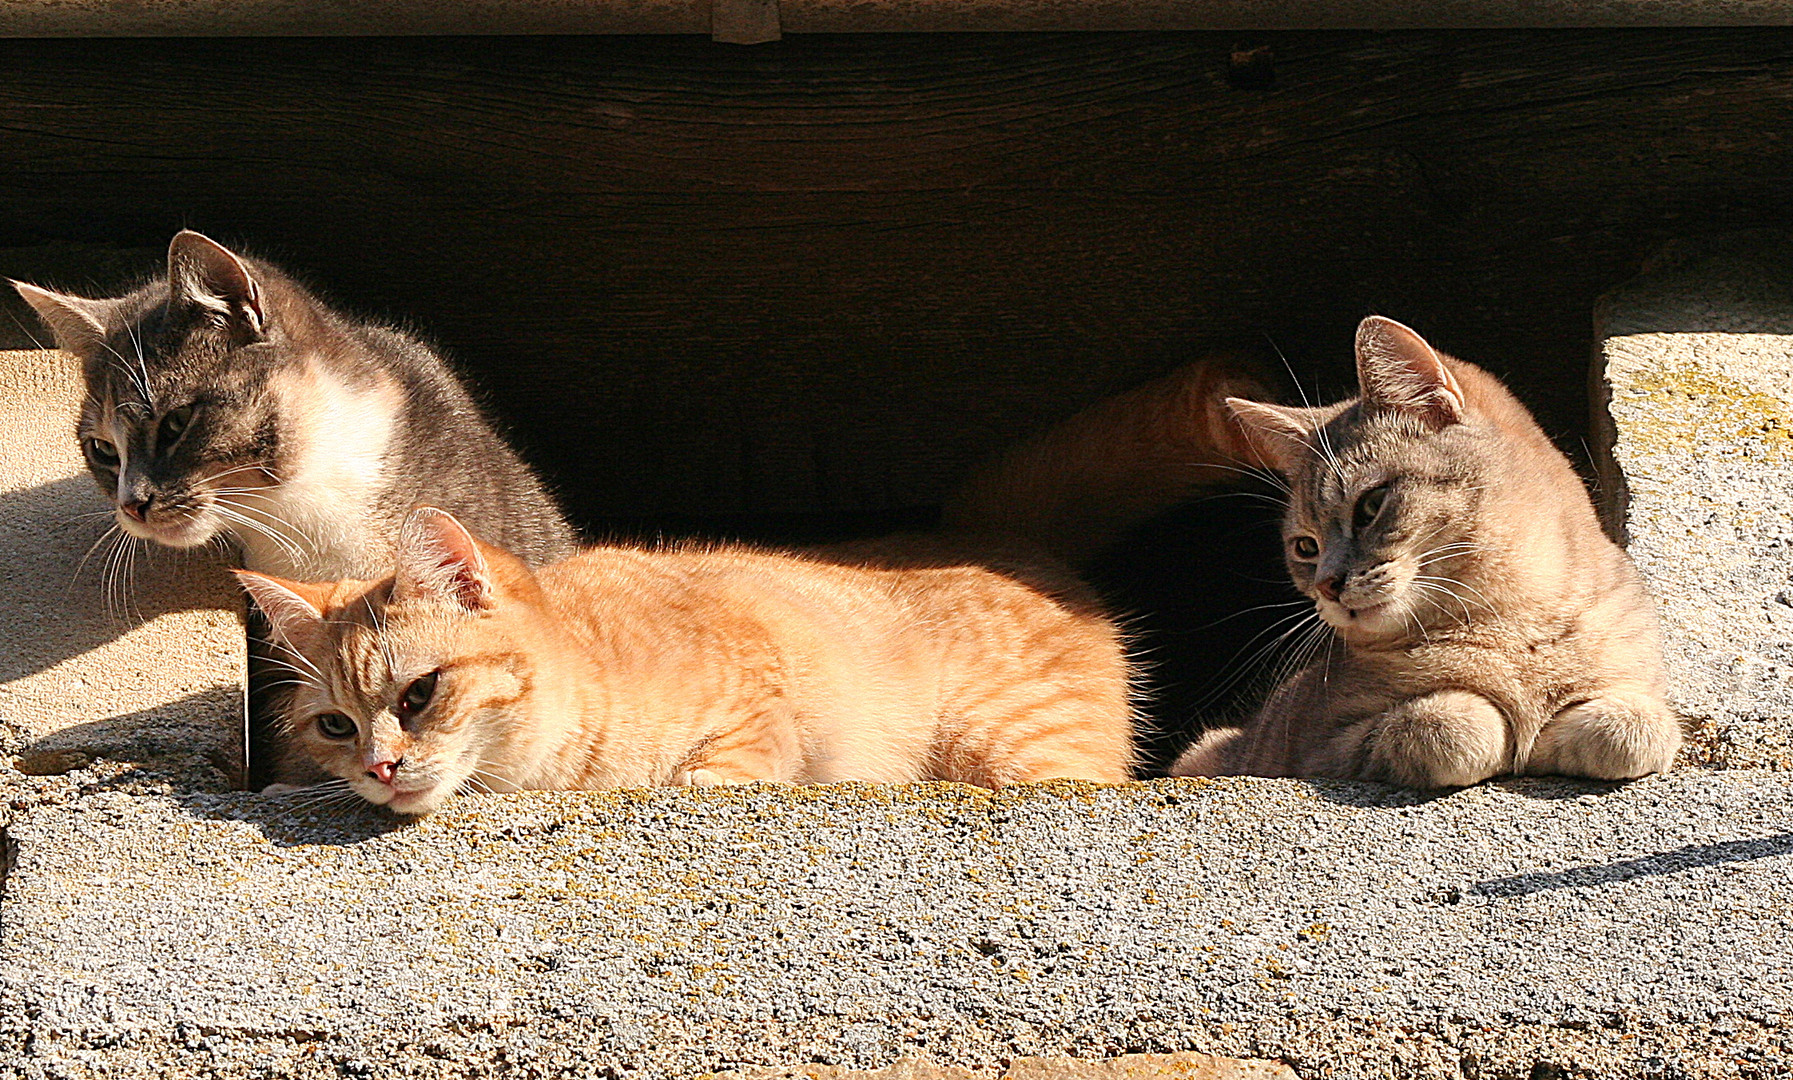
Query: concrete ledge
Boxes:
[
  {"xmin": 711, "ymin": 1052, "xmax": 1298, "ymax": 1078},
  {"xmin": 0, "ymin": 349, "xmax": 242, "ymax": 791},
  {"xmin": 3, "ymin": 773, "xmax": 1787, "ymax": 1077},
  {"xmin": 1595, "ymin": 234, "xmax": 1793, "ymax": 769}
]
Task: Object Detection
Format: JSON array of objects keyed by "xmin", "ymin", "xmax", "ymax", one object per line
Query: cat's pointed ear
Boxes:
[
  {"xmin": 167, "ymin": 230, "xmax": 266, "ymax": 340},
  {"xmin": 393, "ymin": 507, "xmax": 494, "ymax": 612},
  {"xmin": 11, "ymin": 282, "xmax": 114, "ymax": 357},
  {"xmin": 234, "ymin": 571, "xmax": 329, "ymax": 655},
  {"xmin": 1355, "ymin": 316, "xmax": 1465, "ymax": 429},
  {"xmin": 1224, "ymin": 397, "xmax": 1314, "ymax": 473}
]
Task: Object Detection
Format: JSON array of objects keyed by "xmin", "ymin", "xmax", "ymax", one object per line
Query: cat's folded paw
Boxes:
[
  {"xmin": 259, "ymin": 782, "xmax": 314, "ymax": 796},
  {"xmin": 1362, "ymin": 690, "xmax": 1508, "ymax": 789},
  {"xmin": 1169, "ymin": 727, "xmax": 1243, "ymax": 777},
  {"xmin": 1530, "ymin": 694, "xmax": 1682, "ymax": 781},
  {"xmin": 670, "ymin": 768, "xmax": 752, "ymax": 788}
]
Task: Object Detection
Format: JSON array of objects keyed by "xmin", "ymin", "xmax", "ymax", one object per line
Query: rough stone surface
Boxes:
[
  {"xmin": 1595, "ymin": 232, "xmax": 1793, "ymax": 769},
  {"xmin": 3, "ymin": 772, "xmax": 1787, "ymax": 1079},
  {"xmin": 0, "ymin": 349, "xmax": 243, "ymax": 792},
  {"xmin": 711, "ymin": 1050, "xmax": 1296, "ymax": 1079}
]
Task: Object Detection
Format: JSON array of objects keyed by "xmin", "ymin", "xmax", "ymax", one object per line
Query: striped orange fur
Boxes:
[{"xmin": 236, "ymin": 509, "xmax": 1135, "ymax": 814}]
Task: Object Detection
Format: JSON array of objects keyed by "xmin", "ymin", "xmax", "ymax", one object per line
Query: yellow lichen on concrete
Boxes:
[{"xmin": 1609, "ymin": 345, "xmax": 1793, "ymax": 462}]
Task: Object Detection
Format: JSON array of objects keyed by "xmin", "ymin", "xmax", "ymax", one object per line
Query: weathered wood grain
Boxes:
[{"xmin": 0, "ymin": 32, "xmax": 1789, "ymax": 531}]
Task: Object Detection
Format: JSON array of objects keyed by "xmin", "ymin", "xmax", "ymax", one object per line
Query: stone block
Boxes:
[
  {"xmin": 1594, "ymin": 232, "xmax": 1793, "ymax": 769},
  {"xmin": 0, "ymin": 349, "xmax": 243, "ymax": 792},
  {"xmin": 2, "ymin": 773, "xmax": 1787, "ymax": 1078},
  {"xmin": 714, "ymin": 1051, "xmax": 1296, "ymax": 1079}
]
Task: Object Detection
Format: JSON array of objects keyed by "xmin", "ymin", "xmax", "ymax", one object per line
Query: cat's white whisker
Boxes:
[
  {"xmin": 258, "ymin": 637, "xmax": 325, "ymax": 682},
  {"xmin": 67, "ymin": 523, "xmax": 122, "ymax": 593},
  {"xmin": 210, "ymin": 501, "xmax": 311, "ymax": 564},
  {"xmin": 1412, "ymin": 574, "xmax": 1498, "ymax": 617}
]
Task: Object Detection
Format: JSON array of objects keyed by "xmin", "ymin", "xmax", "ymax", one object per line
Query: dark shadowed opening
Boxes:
[{"xmin": 2, "ymin": 31, "xmax": 1789, "ymax": 786}]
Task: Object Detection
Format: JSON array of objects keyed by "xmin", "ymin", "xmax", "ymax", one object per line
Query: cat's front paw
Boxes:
[
  {"xmin": 259, "ymin": 782, "xmax": 313, "ymax": 796},
  {"xmin": 1361, "ymin": 690, "xmax": 1508, "ymax": 788},
  {"xmin": 1529, "ymin": 693, "xmax": 1681, "ymax": 781},
  {"xmin": 670, "ymin": 768, "xmax": 754, "ymax": 788},
  {"xmin": 1169, "ymin": 728, "xmax": 1243, "ymax": 777}
]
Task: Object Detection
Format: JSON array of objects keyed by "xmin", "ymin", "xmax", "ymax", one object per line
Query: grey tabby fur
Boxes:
[{"xmin": 15, "ymin": 231, "xmax": 575, "ymax": 579}]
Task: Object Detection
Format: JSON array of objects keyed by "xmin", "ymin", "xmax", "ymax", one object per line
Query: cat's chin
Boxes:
[
  {"xmin": 349, "ymin": 779, "xmax": 449, "ymax": 816},
  {"xmin": 380, "ymin": 784, "xmax": 454, "ymax": 816},
  {"xmin": 1317, "ymin": 598, "xmax": 1408, "ymax": 645},
  {"xmin": 385, "ymin": 789, "xmax": 447, "ymax": 816},
  {"xmin": 117, "ymin": 510, "xmax": 219, "ymax": 549}
]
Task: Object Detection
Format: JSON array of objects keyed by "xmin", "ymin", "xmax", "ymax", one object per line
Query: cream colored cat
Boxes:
[
  {"xmin": 1173, "ymin": 317, "xmax": 1681, "ymax": 785},
  {"xmin": 237, "ymin": 508, "xmax": 1134, "ymax": 814},
  {"xmin": 943, "ymin": 318, "xmax": 1681, "ymax": 787}
]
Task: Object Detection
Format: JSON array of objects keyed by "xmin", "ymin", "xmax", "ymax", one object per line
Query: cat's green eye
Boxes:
[
  {"xmin": 158, "ymin": 405, "xmax": 195, "ymax": 446},
  {"xmin": 315, "ymin": 712, "xmax": 357, "ymax": 739},
  {"xmin": 399, "ymin": 670, "xmax": 439, "ymax": 716},
  {"xmin": 1291, "ymin": 536, "xmax": 1320, "ymax": 559},
  {"xmin": 1354, "ymin": 485, "xmax": 1390, "ymax": 530},
  {"xmin": 84, "ymin": 437, "xmax": 119, "ymax": 467}
]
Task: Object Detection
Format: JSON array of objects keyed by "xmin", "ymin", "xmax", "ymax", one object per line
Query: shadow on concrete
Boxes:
[
  {"xmin": 1485, "ymin": 775, "xmax": 1628, "ymax": 801},
  {"xmin": 1, "ymin": 474, "xmax": 232, "ymax": 685},
  {"xmin": 12, "ymin": 685, "xmax": 243, "ymax": 788},
  {"xmin": 1472, "ymin": 830, "xmax": 1793, "ymax": 899},
  {"xmin": 1292, "ymin": 771, "xmax": 1640, "ymax": 808},
  {"xmin": 176, "ymin": 788, "xmax": 416, "ymax": 848},
  {"xmin": 1293, "ymin": 777, "xmax": 1446, "ymax": 808},
  {"xmin": 1602, "ymin": 230, "xmax": 1793, "ymax": 336}
]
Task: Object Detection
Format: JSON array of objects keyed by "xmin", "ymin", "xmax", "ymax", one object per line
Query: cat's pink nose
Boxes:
[
  {"xmin": 367, "ymin": 759, "xmax": 400, "ymax": 785},
  {"xmin": 1316, "ymin": 574, "xmax": 1344, "ymax": 602},
  {"xmin": 119, "ymin": 498, "xmax": 151, "ymax": 522}
]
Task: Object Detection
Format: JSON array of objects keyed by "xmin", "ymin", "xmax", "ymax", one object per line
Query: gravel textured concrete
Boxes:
[
  {"xmin": 1595, "ymin": 233, "xmax": 1793, "ymax": 770},
  {"xmin": 711, "ymin": 1051, "xmax": 1298, "ymax": 1078},
  {"xmin": 3, "ymin": 770, "xmax": 1787, "ymax": 1078},
  {"xmin": 0, "ymin": 349, "xmax": 243, "ymax": 790}
]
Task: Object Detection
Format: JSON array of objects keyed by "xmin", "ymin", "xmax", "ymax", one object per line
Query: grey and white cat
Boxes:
[
  {"xmin": 1173, "ymin": 317, "xmax": 1682, "ymax": 786},
  {"xmin": 15, "ymin": 231, "xmax": 575, "ymax": 579}
]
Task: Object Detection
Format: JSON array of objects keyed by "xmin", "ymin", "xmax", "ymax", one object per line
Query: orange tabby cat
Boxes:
[
  {"xmin": 236, "ymin": 507, "xmax": 1134, "ymax": 814},
  {"xmin": 942, "ymin": 354, "xmax": 1277, "ymax": 565}
]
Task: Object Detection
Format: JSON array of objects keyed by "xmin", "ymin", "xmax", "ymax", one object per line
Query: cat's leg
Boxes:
[
  {"xmin": 1355, "ymin": 690, "xmax": 1509, "ymax": 788},
  {"xmin": 1169, "ymin": 727, "xmax": 1244, "ymax": 777},
  {"xmin": 987, "ymin": 736, "xmax": 1134, "ymax": 786},
  {"xmin": 669, "ymin": 768, "xmax": 743, "ymax": 788},
  {"xmin": 1528, "ymin": 690, "xmax": 1681, "ymax": 780},
  {"xmin": 955, "ymin": 680, "xmax": 1136, "ymax": 787},
  {"xmin": 670, "ymin": 707, "xmax": 804, "ymax": 787}
]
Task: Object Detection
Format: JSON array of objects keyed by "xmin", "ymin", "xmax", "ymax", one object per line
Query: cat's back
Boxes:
[
  {"xmin": 537, "ymin": 537, "xmax": 1118, "ymax": 673},
  {"xmin": 325, "ymin": 318, "xmax": 576, "ymax": 567},
  {"xmin": 537, "ymin": 542, "xmax": 899, "ymax": 656},
  {"xmin": 1451, "ymin": 357, "xmax": 1605, "ymax": 512}
]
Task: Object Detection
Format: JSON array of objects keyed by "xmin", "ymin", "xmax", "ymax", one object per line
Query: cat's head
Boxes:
[
  {"xmin": 15, "ymin": 231, "xmax": 321, "ymax": 550},
  {"xmin": 1226, "ymin": 316, "xmax": 1493, "ymax": 647},
  {"xmin": 236, "ymin": 507, "xmax": 542, "ymax": 815}
]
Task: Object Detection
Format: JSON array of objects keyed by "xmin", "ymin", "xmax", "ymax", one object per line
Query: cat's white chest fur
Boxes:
[{"xmin": 234, "ymin": 364, "xmax": 402, "ymax": 579}]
